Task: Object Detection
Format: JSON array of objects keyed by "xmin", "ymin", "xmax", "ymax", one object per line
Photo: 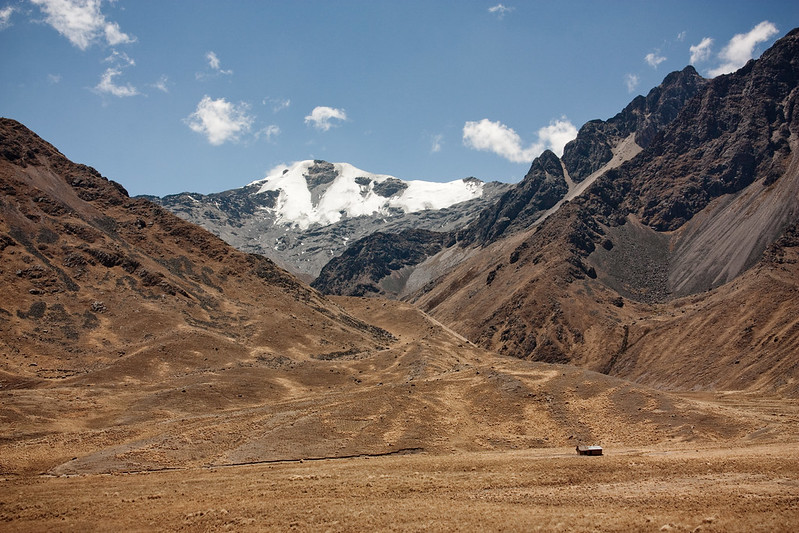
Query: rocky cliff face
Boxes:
[
  {"xmin": 459, "ymin": 66, "xmax": 707, "ymax": 247},
  {"xmin": 311, "ymin": 229, "xmax": 449, "ymax": 297},
  {"xmin": 561, "ymin": 66, "xmax": 708, "ymax": 183},
  {"xmin": 456, "ymin": 150, "xmax": 568, "ymax": 246},
  {"xmin": 579, "ymin": 27, "xmax": 799, "ymax": 297}
]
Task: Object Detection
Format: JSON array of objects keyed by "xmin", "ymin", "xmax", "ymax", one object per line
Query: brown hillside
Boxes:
[
  {"xmin": 607, "ymin": 221, "xmax": 799, "ymax": 394},
  {"xmin": 2, "ymin": 293, "xmax": 787, "ymax": 477},
  {"xmin": 411, "ymin": 29, "xmax": 799, "ymax": 396},
  {"xmin": 0, "ymin": 117, "xmax": 394, "ymax": 391}
]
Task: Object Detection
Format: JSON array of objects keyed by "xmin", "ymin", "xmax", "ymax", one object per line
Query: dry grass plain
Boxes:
[
  {"xmin": 3, "ymin": 442, "xmax": 798, "ymax": 531},
  {"xmin": 2, "ymin": 297, "xmax": 798, "ymax": 531}
]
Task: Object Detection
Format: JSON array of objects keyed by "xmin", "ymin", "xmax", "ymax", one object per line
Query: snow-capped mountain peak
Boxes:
[{"xmin": 252, "ymin": 160, "xmax": 484, "ymax": 230}]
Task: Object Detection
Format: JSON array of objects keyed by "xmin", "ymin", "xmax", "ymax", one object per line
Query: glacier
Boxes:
[{"xmin": 252, "ymin": 160, "xmax": 484, "ymax": 230}]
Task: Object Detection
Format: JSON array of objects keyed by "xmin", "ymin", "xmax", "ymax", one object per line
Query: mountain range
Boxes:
[
  {"xmin": 2, "ymin": 116, "xmax": 751, "ymax": 478},
  {"xmin": 138, "ymin": 28, "xmax": 799, "ymax": 397},
  {"xmin": 2, "ymin": 27, "xmax": 799, "ymax": 532}
]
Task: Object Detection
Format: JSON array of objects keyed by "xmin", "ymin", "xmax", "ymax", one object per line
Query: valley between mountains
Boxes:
[{"xmin": 2, "ymin": 28, "xmax": 799, "ymax": 533}]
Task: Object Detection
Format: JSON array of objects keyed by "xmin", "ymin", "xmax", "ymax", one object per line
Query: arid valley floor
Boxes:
[{"xmin": 3, "ymin": 298, "xmax": 798, "ymax": 531}]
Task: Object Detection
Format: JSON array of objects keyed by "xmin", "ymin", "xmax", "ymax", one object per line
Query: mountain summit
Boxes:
[
  {"xmin": 146, "ymin": 161, "xmax": 511, "ymax": 279},
  {"xmin": 251, "ymin": 160, "xmax": 485, "ymax": 230}
]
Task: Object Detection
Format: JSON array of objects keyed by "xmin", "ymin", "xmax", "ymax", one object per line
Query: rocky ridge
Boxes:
[
  {"xmin": 312, "ymin": 65, "xmax": 707, "ymax": 297},
  {"xmin": 561, "ymin": 66, "xmax": 708, "ymax": 182},
  {"xmin": 409, "ymin": 28, "xmax": 799, "ymax": 395},
  {"xmin": 311, "ymin": 229, "xmax": 450, "ymax": 297}
]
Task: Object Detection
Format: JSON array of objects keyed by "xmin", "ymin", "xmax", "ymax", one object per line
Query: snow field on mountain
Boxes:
[{"xmin": 253, "ymin": 160, "xmax": 484, "ymax": 229}]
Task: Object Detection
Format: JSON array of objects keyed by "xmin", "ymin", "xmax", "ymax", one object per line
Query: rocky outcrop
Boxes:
[
  {"xmin": 456, "ymin": 150, "xmax": 568, "ymax": 246},
  {"xmin": 561, "ymin": 66, "xmax": 707, "ymax": 183},
  {"xmin": 312, "ymin": 229, "xmax": 448, "ymax": 297},
  {"xmin": 456, "ymin": 66, "xmax": 707, "ymax": 249}
]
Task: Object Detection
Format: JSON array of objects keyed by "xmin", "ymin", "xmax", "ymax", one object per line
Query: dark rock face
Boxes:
[
  {"xmin": 304, "ymin": 160, "xmax": 338, "ymax": 189},
  {"xmin": 764, "ymin": 222, "xmax": 799, "ymax": 265},
  {"xmin": 560, "ymin": 120, "xmax": 614, "ymax": 184},
  {"xmin": 554, "ymin": 28, "xmax": 799, "ymax": 300},
  {"xmin": 312, "ymin": 229, "xmax": 448, "ymax": 296},
  {"xmin": 457, "ymin": 150, "xmax": 567, "ymax": 246},
  {"xmin": 583, "ymin": 28, "xmax": 799, "ymax": 233},
  {"xmin": 145, "ymin": 183, "xmax": 278, "ymax": 229},
  {"xmin": 453, "ymin": 67, "xmax": 707, "ymax": 249},
  {"xmin": 373, "ymin": 178, "xmax": 408, "ymax": 197},
  {"xmin": 561, "ymin": 66, "xmax": 707, "ymax": 183}
]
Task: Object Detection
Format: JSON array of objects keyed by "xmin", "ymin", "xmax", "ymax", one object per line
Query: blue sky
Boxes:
[{"xmin": 1, "ymin": 1, "xmax": 797, "ymax": 196}]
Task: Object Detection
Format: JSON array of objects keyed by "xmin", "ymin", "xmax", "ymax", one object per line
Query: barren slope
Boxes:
[{"xmin": 0, "ymin": 118, "xmax": 393, "ymax": 395}]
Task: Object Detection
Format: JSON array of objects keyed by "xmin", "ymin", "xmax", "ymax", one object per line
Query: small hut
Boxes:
[{"xmin": 576, "ymin": 445, "xmax": 603, "ymax": 456}]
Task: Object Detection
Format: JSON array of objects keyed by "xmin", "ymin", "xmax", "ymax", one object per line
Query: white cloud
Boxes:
[
  {"xmin": 271, "ymin": 98, "xmax": 291, "ymax": 113},
  {"xmin": 31, "ymin": 0, "xmax": 135, "ymax": 50},
  {"xmin": 47, "ymin": 73, "xmax": 62, "ymax": 84},
  {"xmin": 625, "ymin": 73, "xmax": 640, "ymax": 93},
  {"xmin": 196, "ymin": 51, "xmax": 233, "ymax": 79},
  {"xmin": 104, "ymin": 21, "xmax": 130, "ymax": 46},
  {"xmin": 689, "ymin": 37, "xmax": 713, "ymax": 64},
  {"xmin": 676, "ymin": 31, "xmax": 687, "ymax": 42},
  {"xmin": 462, "ymin": 117, "xmax": 577, "ymax": 162},
  {"xmin": 94, "ymin": 47, "xmax": 137, "ymax": 97},
  {"xmin": 95, "ymin": 67, "xmax": 138, "ymax": 97},
  {"xmin": 205, "ymin": 51, "xmax": 232, "ymax": 75},
  {"xmin": 431, "ymin": 134, "xmax": 443, "ymax": 153},
  {"xmin": 645, "ymin": 51, "xmax": 667, "ymax": 68},
  {"xmin": 537, "ymin": 118, "xmax": 579, "ymax": 156},
  {"xmin": 206, "ymin": 51, "xmax": 221, "ymax": 70},
  {"xmin": 463, "ymin": 119, "xmax": 533, "ymax": 163},
  {"xmin": 152, "ymin": 74, "xmax": 169, "ymax": 93},
  {"xmin": 488, "ymin": 4, "xmax": 513, "ymax": 19},
  {"xmin": 708, "ymin": 21, "xmax": 778, "ymax": 77},
  {"xmin": 104, "ymin": 49, "xmax": 134, "ymax": 67},
  {"xmin": 185, "ymin": 96, "xmax": 254, "ymax": 145},
  {"xmin": 263, "ymin": 97, "xmax": 291, "ymax": 113},
  {"xmin": 256, "ymin": 125, "xmax": 280, "ymax": 142},
  {"xmin": 0, "ymin": 5, "xmax": 15, "ymax": 29},
  {"xmin": 304, "ymin": 106, "xmax": 347, "ymax": 131},
  {"xmin": 206, "ymin": 51, "xmax": 233, "ymax": 74}
]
